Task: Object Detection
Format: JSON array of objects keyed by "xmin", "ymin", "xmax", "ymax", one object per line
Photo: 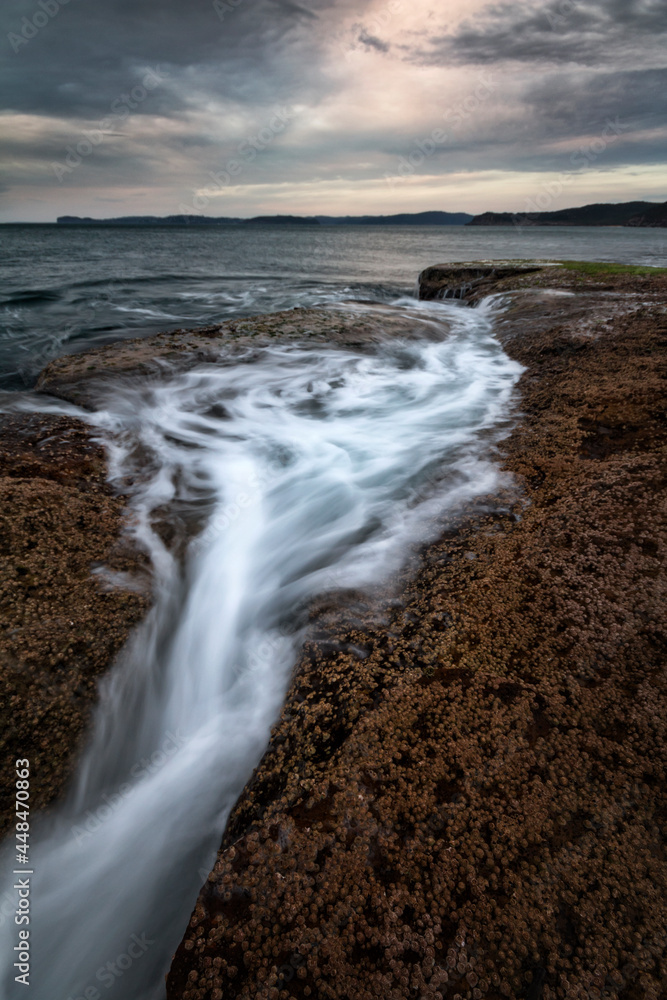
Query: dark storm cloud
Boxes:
[
  {"xmin": 438, "ymin": 64, "xmax": 667, "ymax": 174},
  {"xmin": 1, "ymin": 0, "xmax": 334, "ymax": 119},
  {"xmin": 268, "ymin": 0, "xmax": 318, "ymax": 20},
  {"xmin": 410, "ymin": 0, "xmax": 667, "ymax": 66},
  {"xmin": 393, "ymin": 0, "xmax": 667, "ymax": 180},
  {"xmin": 525, "ymin": 67, "xmax": 667, "ymax": 136},
  {"xmin": 1, "ymin": 0, "xmax": 666, "ymax": 219}
]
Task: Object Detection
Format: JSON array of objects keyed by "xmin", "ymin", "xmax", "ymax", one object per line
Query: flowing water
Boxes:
[
  {"xmin": 1, "ymin": 223, "xmax": 666, "ymax": 390},
  {"xmin": 0, "ymin": 224, "xmax": 665, "ymax": 998},
  {"xmin": 0, "ymin": 294, "xmax": 522, "ymax": 999}
]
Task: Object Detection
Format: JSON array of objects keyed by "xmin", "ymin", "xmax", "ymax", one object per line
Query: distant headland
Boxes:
[
  {"xmin": 467, "ymin": 200, "xmax": 667, "ymax": 227},
  {"xmin": 53, "ymin": 201, "xmax": 667, "ymax": 227},
  {"xmin": 55, "ymin": 211, "xmax": 474, "ymax": 226}
]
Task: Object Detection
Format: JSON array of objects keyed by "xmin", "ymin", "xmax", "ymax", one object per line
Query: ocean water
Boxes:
[
  {"xmin": 0, "ymin": 224, "xmax": 664, "ymax": 999},
  {"xmin": 0, "ymin": 223, "xmax": 665, "ymax": 390}
]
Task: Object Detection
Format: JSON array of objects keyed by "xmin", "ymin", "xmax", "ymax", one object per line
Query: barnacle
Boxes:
[{"xmin": 166, "ymin": 272, "xmax": 667, "ymax": 999}]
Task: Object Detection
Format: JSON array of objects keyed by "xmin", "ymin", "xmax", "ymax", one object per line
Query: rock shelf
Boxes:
[
  {"xmin": 2, "ymin": 261, "xmax": 665, "ymax": 999},
  {"xmin": 164, "ymin": 264, "xmax": 667, "ymax": 1000}
]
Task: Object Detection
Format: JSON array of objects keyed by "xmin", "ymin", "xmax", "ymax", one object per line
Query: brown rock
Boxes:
[
  {"xmin": 165, "ymin": 265, "xmax": 667, "ymax": 1000},
  {"xmin": 0, "ymin": 412, "xmax": 148, "ymax": 835}
]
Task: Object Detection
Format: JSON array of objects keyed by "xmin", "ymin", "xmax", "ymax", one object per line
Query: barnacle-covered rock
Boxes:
[{"xmin": 167, "ymin": 264, "xmax": 667, "ymax": 1000}]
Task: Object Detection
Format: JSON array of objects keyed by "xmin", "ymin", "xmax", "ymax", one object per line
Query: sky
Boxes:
[{"xmin": 1, "ymin": 0, "xmax": 666, "ymax": 221}]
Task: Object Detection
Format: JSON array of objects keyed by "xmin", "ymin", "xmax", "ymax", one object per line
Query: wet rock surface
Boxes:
[
  {"xmin": 418, "ymin": 263, "xmax": 543, "ymax": 301},
  {"xmin": 0, "ymin": 413, "xmax": 149, "ymax": 835},
  {"xmin": 36, "ymin": 305, "xmax": 446, "ymax": 408},
  {"xmin": 419, "ymin": 260, "xmax": 667, "ymax": 305},
  {"xmin": 165, "ymin": 265, "xmax": 667, "ymax": 1000}
]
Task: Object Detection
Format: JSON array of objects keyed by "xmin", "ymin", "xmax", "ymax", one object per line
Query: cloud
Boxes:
[
  {"xmin": 0, "ymin": 0, "xmax": 344, "ymax": 120},
  {"xmin": 0, "ymin": 0, "xmax": 665, "ymax": 219},
  {"xmin": 409, "ymin": 0, "xmax": 667, "ymax": 67},
  {"xmin": 526, "ymin": 66, "xmax": 667, "ymax": 137},
  {"xmin": 356, "ymin": 27, "xmax": 391, "ymax": 53},
  {"xmin": 268, "ymin": 0, "xmax": 319, "ymax": 20},
  {"xmin": 392, "ymin": 1, "xmax": 667, "ymax": 178}
]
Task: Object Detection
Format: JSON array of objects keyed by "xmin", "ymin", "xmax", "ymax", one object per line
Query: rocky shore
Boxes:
[
  {"xmin": 0, "ymin": 304, "xmax": 475, "ymax": 839},
  {"xmin": 1, "ymin": 261, "xmax": 665, "ymax": 999},
  {"xmin": 0, "ymin": 412, "xmax": 148, "ymax": 836},
  {"xmin": 164, "ymin": 263, "xmax": 667, "ymax": 1000}
]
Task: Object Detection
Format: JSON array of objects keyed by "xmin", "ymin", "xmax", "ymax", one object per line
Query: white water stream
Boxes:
[{"xmin": 0, "ymin": 297, "xmax": 522, "ymax": 999}]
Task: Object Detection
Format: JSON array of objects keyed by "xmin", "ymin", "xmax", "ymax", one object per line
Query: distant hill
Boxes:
[
  {"xmin": 625, "ymin": 202, "xmax": 667, "ymax": 228},
  {"xmin": 243, "ymin": 215, "xmax": 320, "ymax": 225},
  {"xmin": 56, "ymin": 215, "xmax": 242, "ymax": 225},
  {"xmin": 56, "ymin": 211, "xmax": 473, "ymax": 227},
  {"xmin": 57, "ymin": 205, "xmax": 667, "ymax": 228},
  {"xmin": 317, "ymin": 211, "xmax": 473, "ymax": 226},
  {"xmin": 467, "ymin": 201, "xmax": 665, "ymax": 227}
]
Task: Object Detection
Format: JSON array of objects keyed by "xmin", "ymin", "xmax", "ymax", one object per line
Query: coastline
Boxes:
[
  {"xmin": 0, "ymin": 261, "xmax": 664, "ymax": 998},
  {"xmin": 163, "ymin": 264, "xmax": 667, "ymax": 1000},
  {"xmin": 0, "ymin": 302, "xmax": 480, "ymax": 836}
]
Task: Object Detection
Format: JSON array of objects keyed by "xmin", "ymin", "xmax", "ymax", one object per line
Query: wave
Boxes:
[
  {"xmin": 0, "ymin": 289, "xmax": 62, "ymax": 307},
  {"xmin": 0, "ymin": 296, "xmax": 523, "ymax": 999}
]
